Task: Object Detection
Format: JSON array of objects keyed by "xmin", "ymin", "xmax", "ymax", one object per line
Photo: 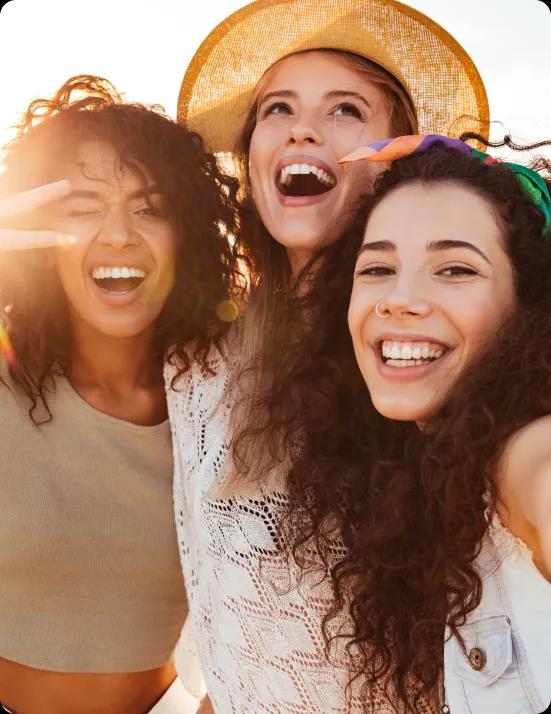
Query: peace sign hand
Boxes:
[{"xmin": 0, "ymin": 179, "xmax": 73, "ymax": 250}]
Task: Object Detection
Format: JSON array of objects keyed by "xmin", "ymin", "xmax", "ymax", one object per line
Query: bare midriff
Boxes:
[{"xmin": 0, "ymin": 657, "xmax": 177, "ymax": 714}]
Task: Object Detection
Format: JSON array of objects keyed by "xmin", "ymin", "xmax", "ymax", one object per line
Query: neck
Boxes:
[
  {"xmin": 286, "ymin": 247, "xmax": 314, "ymax": 279},
  {"xmin": 68, "ymin": 321, "xmax": 161, "ymax": 393}
]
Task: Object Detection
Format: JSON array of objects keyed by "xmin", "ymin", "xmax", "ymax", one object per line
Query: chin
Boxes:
[
  {"xmin": 88, "ymin": 316, "xmax": 158, "ymax": 339},
  {"xmin": 276, "ymin": 227, "xmax": 340, "ymax": 255},
  {"xmin": 372, "ymin": 396, "xmax": 434, "ymax": 423}
]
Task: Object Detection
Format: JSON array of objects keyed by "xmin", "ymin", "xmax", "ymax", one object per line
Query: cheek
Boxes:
[
  {"xmin": 152, "ymin": 232, "xmax": 177, "ymax": 291},
  {"xmin": 348, "ymin": 288, "xmax": 372, "ymax": 347},
  {"xmin": 455, "ymin": 283, "xmax": 516, "ymax": 352},
  {"xmin": 340, "ymin": 163, "xmax": 382, "ymax": 209},
  {"xmin": 54, "ymin": 247, "xmax": 85, "ymax": 294},
  {"xmin": 248, "ymin": 129, "xmax": 271, "ymax": 184}
]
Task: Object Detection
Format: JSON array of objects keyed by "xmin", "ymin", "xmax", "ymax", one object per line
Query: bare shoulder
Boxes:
[{"xmin": 499, "ymin": 415, "xmax": 551, "ymax": 481}]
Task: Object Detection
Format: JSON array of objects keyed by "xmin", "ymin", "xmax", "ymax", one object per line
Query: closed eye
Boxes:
[{"xmin": 67, "ymin": 209, "xmax": 103, "ymax": 217}]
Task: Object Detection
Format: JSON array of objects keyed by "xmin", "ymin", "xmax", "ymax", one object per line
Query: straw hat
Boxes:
[{"xmin": 178, "ymin": 0, "xmax": 489, "ymax": 154}]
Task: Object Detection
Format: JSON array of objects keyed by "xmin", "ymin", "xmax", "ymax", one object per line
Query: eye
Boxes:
[
  {"xmin": 437, "ymin": 264, "xmax": 479, "ymax": 278},
  {"xmin": 356, "ymin": 265, "xmax": 395, "ymax": 278},
  {"xmin": 333, "ymin": 103, "xmax": 364, "ymax": 120},
  {"xmin": 66, "ymin": 208, "xmax": 102, "ymax": 217},
  {"xmin": 260, "ymin": 102, "xmax": 292, "ymax": 118},
  {"xmin": 135, "ymin": 206, "xmax": 163, "ymax": 217}
]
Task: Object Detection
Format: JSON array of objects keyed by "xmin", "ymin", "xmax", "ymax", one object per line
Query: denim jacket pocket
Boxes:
[
  {"xmin": 448, "ymin": 614, "xmax": 536, "ymax": 713},
  {"xmin": 453, "ymin": 614, "xmax": 513, "ymax": 687}
]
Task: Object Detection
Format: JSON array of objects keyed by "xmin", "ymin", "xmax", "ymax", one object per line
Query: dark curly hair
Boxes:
[
  {"xmin": 238, "ymin": 138, "xmax": 551, "ymax": 710},
  {"xmin": 0, "ymin": 75, "xmax": 244, "ymax": 421}
]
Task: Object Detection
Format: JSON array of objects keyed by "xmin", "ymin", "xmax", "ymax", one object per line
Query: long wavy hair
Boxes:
[
  {"xmin": 0, "ymin": 75, "xmax": 244, "ymax": 421},
  {"xmin": 229, "ymin": 49, "xmax": 418, "ymax": 478},
  {"xmin": 240, "ymin": 139, "xmax": 551, "ymax": 710}
]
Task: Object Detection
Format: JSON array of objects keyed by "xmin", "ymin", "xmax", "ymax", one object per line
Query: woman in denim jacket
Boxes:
[{"xmin": 261, "ymin": 135, "xmax": 551, "ymax": 712}]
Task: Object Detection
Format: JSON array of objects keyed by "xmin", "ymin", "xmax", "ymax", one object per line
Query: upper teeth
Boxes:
[
  {"xmin": 279, "ymin": 164, "xmax": 336, "ymax": 188},
  {"xmin": 381, "ymin": 341, "xmax": 445, "ymax": 360},
  {"xmin": 91, "ymin": 266, "xmax": 146, "ymax": 280}
]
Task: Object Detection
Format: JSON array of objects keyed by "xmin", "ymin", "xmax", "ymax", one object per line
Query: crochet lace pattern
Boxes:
[{"xmin": 165, "ymin": 347, "xmax": 400, "ymax": 713}]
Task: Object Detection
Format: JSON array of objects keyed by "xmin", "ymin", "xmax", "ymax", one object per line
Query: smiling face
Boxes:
[
  {"xmin": 348, "ymin": 181, "xmax": 517, "ymax": 422},
  {"xmin": 248, "ymin": 51, "xmax": 393, "ymax": 274},
  {"xmin": 44, "ymin": 139, "xmax": 176, "ymax": 340}
]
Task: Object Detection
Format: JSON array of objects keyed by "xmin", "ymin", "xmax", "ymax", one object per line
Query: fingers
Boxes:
[
  {"xmin": 0, "ymin": 179, "xmax": 72, "ymax": 220},
  {"xmin": 0, "ymin": 228, "xmax": 75, "ymax": 251}
]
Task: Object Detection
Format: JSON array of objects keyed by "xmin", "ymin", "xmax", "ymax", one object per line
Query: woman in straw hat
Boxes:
[
  {"xmin": 168, "ymin": 0, "xmax": 488, "ymax": 711},
  {"xmin": 272, "ymin": 133, "xmax": 551, "ymax": 713}
]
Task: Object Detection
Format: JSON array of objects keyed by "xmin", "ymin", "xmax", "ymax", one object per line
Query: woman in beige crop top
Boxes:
[{"xmin": 0, "ymin": 76, "xmax": 241, "ymax": 714}]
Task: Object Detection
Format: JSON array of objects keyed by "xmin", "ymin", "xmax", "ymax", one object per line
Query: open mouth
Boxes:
[
  {"xmin": 380, "ymin": 340, "xmax": 448, "ymax": 368},
  {"xmin": 90, "ymin": 266, "xmax": 147, "ymax": 294},
  {"xmin": 276, "ymin": 162, "xmax": 336, "ymax": 197}
]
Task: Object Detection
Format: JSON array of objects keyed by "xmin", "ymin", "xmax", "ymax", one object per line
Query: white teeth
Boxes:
[
  {"xmin": 278, "ymin": 163, "xmax": 336, "ymax": 187},
  {"xmin": 381, "ymin": 340, "xmax": 447, "ymax": 364},
  {"xmin": 91, "ymin": 266, "xmax": 146, "ymax": 280}
]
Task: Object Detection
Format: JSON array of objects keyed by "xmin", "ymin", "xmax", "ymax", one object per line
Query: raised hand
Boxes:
[{"xmin": 0, "ymin": 179, "xmax": 73, "ymax": 250}]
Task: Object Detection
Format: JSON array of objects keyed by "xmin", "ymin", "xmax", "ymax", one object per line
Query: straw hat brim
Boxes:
[{"xmin": 178, "ymin": 0, "xmax": 489, "ymax": 154}]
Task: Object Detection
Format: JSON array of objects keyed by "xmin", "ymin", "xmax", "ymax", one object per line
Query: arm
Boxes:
[{"xmin": 497, "ymin": 415, "xmax": 551, "ymax": 579}]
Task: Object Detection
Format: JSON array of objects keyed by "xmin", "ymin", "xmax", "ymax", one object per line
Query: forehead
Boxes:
[
  {"xmin": 54, "ymin": 139, "xmax": 153, "ymax": 192},
  {"xmin": 261, "ymin": 50, "xmax": 385, "ymax": 99},
  {"xmin": 366, "ymin": 182, "xmax": 503, "ymax": 247}
]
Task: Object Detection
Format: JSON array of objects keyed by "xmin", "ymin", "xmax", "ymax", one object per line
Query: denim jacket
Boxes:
[{"xmin": 443, "ymin": 534, "xmax": 548, "ymax": 714}]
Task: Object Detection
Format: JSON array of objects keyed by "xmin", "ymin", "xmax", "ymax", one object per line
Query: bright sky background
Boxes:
[{"xmin": 0, "ymin": 0, "xmax": 550, "ymax": 158}]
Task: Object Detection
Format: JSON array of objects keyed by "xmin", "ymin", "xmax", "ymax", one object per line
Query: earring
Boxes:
[{"xmin": 375, "ymin": 301, "xmax": 390, "ymax": 319}]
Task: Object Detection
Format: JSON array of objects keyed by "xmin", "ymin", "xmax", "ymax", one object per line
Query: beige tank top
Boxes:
[{"xmin": 0, "ymin": 363, "xmax": 187, "ymax": 672}]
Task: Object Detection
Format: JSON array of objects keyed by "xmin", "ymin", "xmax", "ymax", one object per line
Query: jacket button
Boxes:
[{"xmin": 468, "ymin": 647, "xmax": 486, "ymax": 671}]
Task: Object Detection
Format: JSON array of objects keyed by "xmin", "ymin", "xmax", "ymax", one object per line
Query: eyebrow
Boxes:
[
  {"xmin": 258, "ymin": 89, "xmax": 371, "ymax": 110},
  {"xmin": 357, "ymin": 239, "xmax": 492, "ymax": 265},
  {"xmin": 60, "ymin": 186, "xmax": 162, "ymax": 202}
]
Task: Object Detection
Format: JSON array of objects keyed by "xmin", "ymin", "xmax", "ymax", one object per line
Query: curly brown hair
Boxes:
[
  {"xmin": 239, "ymin": 139, "xmax": 551, "ymax": 710},
  {"xmin": 0, "ymin": 75, "xmax": 244, "ymax": 421}
]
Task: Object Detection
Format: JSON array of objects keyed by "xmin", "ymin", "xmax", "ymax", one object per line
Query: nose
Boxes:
[
  {"xmin": 287, "ymin": 112, "xmax": 322, "ymax": 145},
  {"xmin": 97, "ymin": 209, "xmax": 139, "ymax": 250},
  {"xmin": 380, "ymin": 277, "xmax": 433, "ymax": 320}
]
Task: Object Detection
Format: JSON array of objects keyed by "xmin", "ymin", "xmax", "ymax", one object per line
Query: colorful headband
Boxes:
[{"xmin": 339, "ymin": 135, "xmax": 551, "ymax": 234}]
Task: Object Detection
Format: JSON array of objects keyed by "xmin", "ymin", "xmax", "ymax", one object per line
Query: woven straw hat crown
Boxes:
[{"xmin": 178, "ymin": 0, "xmax": 489, "ymax": 154}]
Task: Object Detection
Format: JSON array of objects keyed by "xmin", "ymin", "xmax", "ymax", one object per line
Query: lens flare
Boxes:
[
  {"xmin": 0, "ymin": 318, "xmax": 17, "ymax": 369},
  {"xmin": 216, "ymin": 299, "xmax": 239, "ymax": 323},
  {"xmin": 56, "ymin": 234, "xmax": 77, "ymax": 247}
]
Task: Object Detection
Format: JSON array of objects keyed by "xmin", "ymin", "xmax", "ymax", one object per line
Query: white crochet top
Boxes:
[{"xmin": 165, "ymin": 347, "xmax": 397, "ymax": 714}]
